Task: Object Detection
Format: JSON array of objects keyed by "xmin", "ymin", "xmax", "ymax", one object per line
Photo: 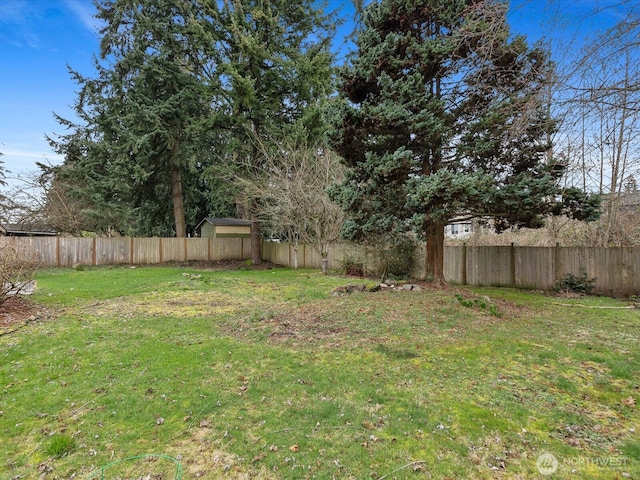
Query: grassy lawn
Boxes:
[{"xmin": 1, "ymin": 265, "xmax": 638, "ymax": 479}]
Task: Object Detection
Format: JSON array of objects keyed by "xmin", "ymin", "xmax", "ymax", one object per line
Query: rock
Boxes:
[{"xmin": 331, "ymin": 284, "xmax": 372, "ymax": 295}]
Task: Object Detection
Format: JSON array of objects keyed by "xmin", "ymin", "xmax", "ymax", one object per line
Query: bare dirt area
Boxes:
[
  {"xmin": 0, "ymin": 296, "xmax": 51, "ymax": 333},
  {"xmin": 157, "ymin": 260, "xmax": 281, "ymax": 271}
]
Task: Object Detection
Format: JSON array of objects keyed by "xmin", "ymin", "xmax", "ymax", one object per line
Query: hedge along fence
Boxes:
[{"xmin": 6, "ymin": 236, "xmax": 251, "ymax": 268}]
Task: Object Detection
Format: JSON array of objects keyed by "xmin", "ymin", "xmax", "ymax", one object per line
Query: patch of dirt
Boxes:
[
  {"xmin": 153, "ymin": 260, "xmax": 282, "ymax": 271},
  {"xmin": 0, "ymin": 296, "xmax": 51, "ymax": 332}
]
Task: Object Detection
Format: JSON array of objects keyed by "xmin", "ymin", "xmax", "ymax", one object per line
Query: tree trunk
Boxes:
[
  {"xmin": 424, "ymin": 219, "xmax": 446, "ymax": 285},
  {"xmin": 250, "ymin": 215, "xmax": 262, "ymax": 265},
  {"xmin": 171, "ymin": 168, "xmax": 187, "ymax": 238}
]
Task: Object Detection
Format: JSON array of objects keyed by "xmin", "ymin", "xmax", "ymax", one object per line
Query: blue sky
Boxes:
[
  {"xmin": 0, "ymin": 0, "xmax": 101, "ymax": 178},
  {"xmin": 0, "ymin": 0, "xmax": 626, "ymax": 179}
]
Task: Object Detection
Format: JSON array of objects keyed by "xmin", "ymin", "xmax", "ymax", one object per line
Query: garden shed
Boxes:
[{"xmin": 196, "ymin": 217, "xmax": 251, "ymax": 238}]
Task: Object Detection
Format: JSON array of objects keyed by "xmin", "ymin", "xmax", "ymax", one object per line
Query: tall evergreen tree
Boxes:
[
  {"xmin": 215, "ymin": 0, "xmax": 337, "ymax": 262},
  {"xmin": 50, "ymin": 0, "xmax": 336, "ymax": 240},
  {"xmin": 328, "ymin": 0, "xmax": 599, "ymax": 283},
  {"xmin": 50, "ymin": 0, "xmax": 221, "ymax": 236}
]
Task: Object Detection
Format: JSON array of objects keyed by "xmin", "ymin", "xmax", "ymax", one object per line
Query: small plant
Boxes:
[
  {"xmin": 340, "ymin": 256, "xmax": 364, "ymax": 277},
  {"xmin": 555, "ymin": 269, "xmax": 595, "ymax": 295},
  {"xmin": 455, "ymin": 293, "xmax": 501, "ymax": 317},
  {"xmin": 45, "ymin": 433, "xmax": 76, "ymax": 458}
]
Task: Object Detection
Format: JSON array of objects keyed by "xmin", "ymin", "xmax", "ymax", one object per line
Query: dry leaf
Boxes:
[
  {"xmin": 155, "ymin": 417, "xmax": 165, "ymax": 425},
  {"xmin": 269, "ymin": 445, "xmax": 278, "ymax": 452},
  {"xmin": 362, "ymin": 421, "xmax": 375, "ymax": 430},
  {"xmin": 622, "ymin": 396, "xmax": 636, "ymax": 407},
  {"xmin": 252, "ymin": 452, "xmax": 266, "ymax": 463},
  {"xmin": 289, "ymin": 445, "xmax": 299, "ymax": 452}
]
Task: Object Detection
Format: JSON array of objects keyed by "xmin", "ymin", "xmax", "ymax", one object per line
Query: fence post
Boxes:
[
  {"xmin": 462, "ymin": 243, "xmax": 467, "ymax": 285},
  {"xmin": 158, "ymin": 238, "xmax": 163, "ymax": 264},
  {"xmin": 554, "ymin": 242, "xmax": 560, "ymax": 288},
  {"xmin": 510, "ymin": 242, "xmax": 516, "ymax": 287},
  {"xmin": 56, "ymin": 236, "xmax": 61, "ymax": 268}
]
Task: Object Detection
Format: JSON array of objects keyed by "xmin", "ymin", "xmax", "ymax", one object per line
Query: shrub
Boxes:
[
  {"xmin": 0, "ymin": 239, "xmax": 41, "ymax": 306},
  {"xmin": 378, "ymin": 234, "xmax": 419, "ymax": 280},
  {"xmin": 555, "ymin": 269, "xmax": 595, "ymax": 295},
  {"xmin": 340, "ymin": 255, "xmax": 364, "ymax": 277}
]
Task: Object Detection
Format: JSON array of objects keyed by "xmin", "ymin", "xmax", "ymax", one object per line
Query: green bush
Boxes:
[
  {"xmin": 555, "ymin": 269, "xmax": 595, "ymax": 295},
  {"xmin": 379, "ymin": 234, "xmax": 419, "ymax": 280}
]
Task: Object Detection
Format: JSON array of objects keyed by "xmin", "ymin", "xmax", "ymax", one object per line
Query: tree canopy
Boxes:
[
  {"xmin": 328, "ymin": 0, "xmax": 600, "ymax": 282},
  {"xmin": 48, "ymin": 0, "xmax": 336, "ymax": 239}
]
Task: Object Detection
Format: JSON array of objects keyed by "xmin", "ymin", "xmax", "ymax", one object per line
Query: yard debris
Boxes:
[
  {"xmin": 552, "ymin": 302, "xmax": 637, "ymax": 309},
  {"xmin": 622, "ymin": 396, "xmax": 636, "ymax": 407},
  {"xmin": 3, "ymin": 281, "xmax": 36, "ymax": 296},
  {"xmin": 331, "ymin": 282, "xmax": 422, "ymax": 295}
]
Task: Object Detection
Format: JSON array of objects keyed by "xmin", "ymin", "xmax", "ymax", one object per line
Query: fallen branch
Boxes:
[
  {"xmin": 378, "ymin": 460, "xmax": 429, "ymax": 479},
  {"xmin": 0, "ymin": 314, "xmax": 39, "ymax": 337},
  {"xmin": 552, "ymin": 303, "xmax": 636, "ymax": 309}
]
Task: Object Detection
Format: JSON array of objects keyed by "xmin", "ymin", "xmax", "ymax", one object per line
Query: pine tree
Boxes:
[
  {"xmin": 50, "ymin": 0, "xmax": 221, "ymax": 236},
  {"xmin": 328, "ymin": 0, "xmax": 599, "ymax": 283}
]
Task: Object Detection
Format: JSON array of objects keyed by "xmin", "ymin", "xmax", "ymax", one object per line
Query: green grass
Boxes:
[{"xmin": 1, "ymin": 266, "xmax": 638, "ymax": 479}]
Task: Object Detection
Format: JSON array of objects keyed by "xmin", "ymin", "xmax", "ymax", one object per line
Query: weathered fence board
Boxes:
[
  {"xmin": 263, "ymin": 241, "xmax": 640, "ymax": 296},
  {"xmin": 5, "ymin": 236, "xmax": 640, "ymax": 295},
  {"xmin": 7, "ymin": 237, "xmax": 247, "ymax": 268}
]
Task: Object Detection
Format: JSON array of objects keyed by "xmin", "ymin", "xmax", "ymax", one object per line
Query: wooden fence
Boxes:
[
  {"xmin": 263, "ymin": 241, "xmax": 640, "ymax": 297},
  {"xmin": 3, "ymin": 236, "xmax": 250, "ymax": 267},
  {"xmin": 4, "ymin": 236, "xmax": 639, "ymax": 296}
]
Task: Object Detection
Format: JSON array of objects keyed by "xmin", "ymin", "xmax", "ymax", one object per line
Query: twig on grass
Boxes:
[
  {"xmin": 378, "ymin": 460, "xmax": 429, "ymax": 479},
  {"xmin": 269, "ymin": 424, "xmax": 370, "ymax": 435},
  {"xmin": 552, "ymin": 303, "xmax": 636, "ymax": 309}
]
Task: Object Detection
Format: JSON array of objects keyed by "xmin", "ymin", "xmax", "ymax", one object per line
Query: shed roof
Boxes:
[
  {"xmin": 196, "ymin": 217, "xmax": 252, "ymax": 230},
  {"xmin": 0, "ymin": 223, "xmax": 58, "ymax": 236}
]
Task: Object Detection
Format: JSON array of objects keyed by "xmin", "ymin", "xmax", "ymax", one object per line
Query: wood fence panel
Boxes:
[
  {"xmin": 210, "ymin": 238, "xmax": 243, "ymax": 261},
  {"xmin": 6, "ymin": 236, "xmax": 640, "ymax": 295},
  {"xmin": 466, "ymin": 246, "xmax": 512, "ymax": 286},
  {"xmin": 12, "ymin": 237, "xmax": 58, "ymax": 267},
  {"xmin": 263, "ymin": 241, "xmax": 291, "ymax": 266},
  {"xmin": 186, "ymin": 238, "xmax": 210, "ymax": 262},
  {"xmin": 160, "ymin": 238, "xmax": 186, "ymax": 262},
  {"xmin": 58, "ymin": 237, "xmax": 93, "ymax": 267},
  {"xmin": 516, "ymin": 247, "xmax": 555, "ymax": 290},
  {"xmin": 95, "ymin": 237, "xmax": 130, "ymax": 265},
  {"xmin": 444, "ymin": 245, "xmax": 462, "ymax": 283},
  {"xmin": 131, "ymin": 237, "xmax": 160, "ymax": 264}
]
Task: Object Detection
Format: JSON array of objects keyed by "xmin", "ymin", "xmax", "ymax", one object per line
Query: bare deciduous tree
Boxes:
[
  {"xmin": 547, "ymin": 0, "xmax": 640, "ymax": 245},
  {"xmin": 0, "ymin": 239, "xmax": 40, "ymax": 307},
  {"xmin": 3, "ymin": 166, "xmax": 90, "ymax": 236},
  {"xmin": 236, "ymin": 139, "xmax": 345, "ymax": 273}
]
